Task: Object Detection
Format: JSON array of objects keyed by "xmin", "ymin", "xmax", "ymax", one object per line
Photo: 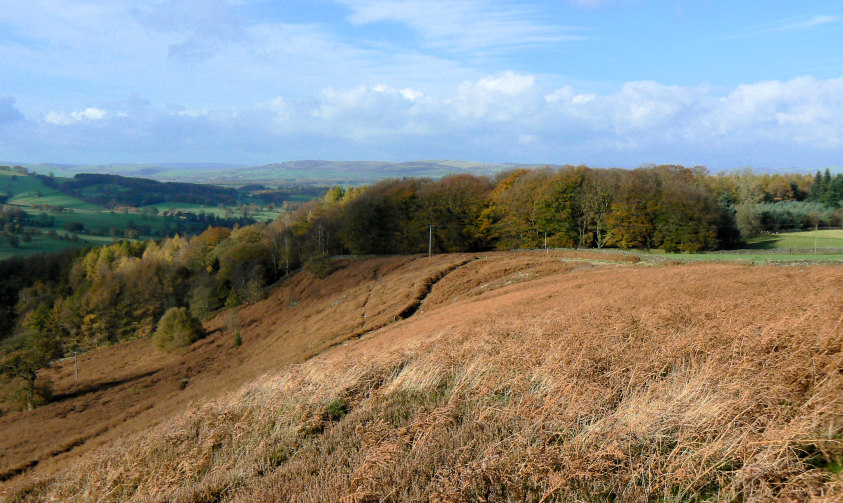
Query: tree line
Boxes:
[
  {"xmin": 46, "ymin": 173, "xmax": 239, "ymax": 208},
  {"xmin": 1, "ymin": 164, "xmax": 840, "ymax": 409}
]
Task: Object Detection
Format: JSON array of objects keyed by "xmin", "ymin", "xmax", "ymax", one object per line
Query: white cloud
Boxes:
[
  {"xmin": 245, "ymin": 74, "xmax": 843, "ymax": 166},
  {"xmin": 399, "ymin": 88, "xmax": 424, "ymax": 101},
  {"xmin": 702, "ymin": 77, "xmax": 843, "ymax": 148},
  {"xmin": 176, "ymin": 108, "xmax": 209, "ymax": 118},
  {"xmin": 449, "ymin": 71, "xmax": 542, "ymax": 121},
  {"xmin": 475, "ymin": 72, "xmax": 536, "ymax": 95},
  {"xmin": 44, "ymin": 107, "xmax": 108, "ymax": 125},
  {"xmin": 5, "ymin": 75, "xmax": 842, "ymax": 169}
]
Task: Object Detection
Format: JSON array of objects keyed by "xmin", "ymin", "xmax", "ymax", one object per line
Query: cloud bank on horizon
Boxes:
[{"xmin": 0, "ymin": 0, "xmax": 841, "ymax": 170}]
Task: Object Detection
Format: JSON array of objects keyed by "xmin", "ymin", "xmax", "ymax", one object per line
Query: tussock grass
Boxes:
[{"xmin": 3, "ymin": 264, "xmax": 842, "ymax": 502}]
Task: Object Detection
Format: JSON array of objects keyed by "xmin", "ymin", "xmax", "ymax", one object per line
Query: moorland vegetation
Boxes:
[{"xmin": 1, "ymin": 256, "xmax": 840, "ymax": 502}]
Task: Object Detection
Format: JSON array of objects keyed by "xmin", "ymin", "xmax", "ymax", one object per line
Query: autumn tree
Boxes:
[
  {"xmin": 418, "ymin": 174, "xmax": 491, "ymax": 252},
  {"xmin": 580, "ymin": 168, "xmax": 620, "ymax": 248},
  {"xmin": 481, "ymin": 169, "xmax": 545, "ymax": 249},
  {"xmin": 535, "ymin": 166, "xmax": 586, "ymax": 248},
  {"xmin": 606, "ymin": 168, "xmax": 661, "ymax": 249},
  {"xmin": 653, "ymin": 180, "xmax": 719, "ymax": 252}
]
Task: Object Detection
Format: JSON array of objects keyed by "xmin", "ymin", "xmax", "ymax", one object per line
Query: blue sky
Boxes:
[{"xmin": 1, "ymin": 0, "xmax": 841, "ymax": 170}]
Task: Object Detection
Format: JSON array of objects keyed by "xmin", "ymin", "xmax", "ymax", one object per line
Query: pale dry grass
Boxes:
[{"xmin": 3, "ymin": 262, "xmax": 841, "ymax": 502}]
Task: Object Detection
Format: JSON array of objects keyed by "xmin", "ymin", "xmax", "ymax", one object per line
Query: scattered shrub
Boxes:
[
  {"xmin": 322, "ymin": 398, "xmax": 349, "ymax": 422},
  {"xmin": 1, "ymin": 375, "xmax": 52, "ymax": 411},
  {"xmin": 225, "ymin": 289, "xmax": 241, "ymax": 309},
  {"xmin": 152, "ymin": 307, "xmax": 205, "ymax": 353},
  {"xmin": 304, "ymin": 255, "xmax": 331, "ymax": 279}
]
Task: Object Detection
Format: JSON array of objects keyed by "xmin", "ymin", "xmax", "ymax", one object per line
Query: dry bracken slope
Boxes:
[{"xmin": 2, "ymin": 253, "xmax": 841, "ymax": 503}]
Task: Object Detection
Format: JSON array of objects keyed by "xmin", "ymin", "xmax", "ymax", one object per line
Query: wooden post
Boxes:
[{"xmin": 429, "ymin": 225, "xmax": 433, "ymax": 257}]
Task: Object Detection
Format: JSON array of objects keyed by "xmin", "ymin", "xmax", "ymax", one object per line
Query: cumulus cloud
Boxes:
[
  {"xmin": 44, "ymin": 107, "xmax": 108, "ymax": 126},
  {"xmin": 7, "ymin": 75, "xmax": 843, "ymax": 168},
  {"xmin": 701, "ymin": 77, "xmax": 843, "ymax": 148},
  {"xmin": 451, "ymin": 71, "xmax": 541, "ymax": 122}
]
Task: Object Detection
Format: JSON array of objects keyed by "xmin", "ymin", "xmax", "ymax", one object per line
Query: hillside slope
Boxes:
[
  {"xmin": 2, "ymin": 255, "xmax": 841, "ymax": 502},
  {"xmin": 1, "ymin": 252, "xmax": 591, "ymax": 483}
]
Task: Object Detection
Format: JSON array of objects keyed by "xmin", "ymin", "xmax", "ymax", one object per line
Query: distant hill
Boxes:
[
  {"xmin": 8, "ymin": 160, "xmax": 833, "ymax": 186},
  {"xmin": 14, "ymin": 160, "xmax": 559, "ymax": 185},
  {"xmin": 226, "ymin": 160, "xmax": 547, "ymax": 184},
  {"xmin": 8, "ymin": 163, "xmax": 248, "ymax": 181}
]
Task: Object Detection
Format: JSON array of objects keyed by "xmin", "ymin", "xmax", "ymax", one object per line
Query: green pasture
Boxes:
[
  {"xmin": 143, "ymin": 202, "xmax": 224, "ymax": 213},
  {"xmin": 745, "ymin": 229, "xmax": 843, "ymax": 250},
  {"xmin": 0, "ymin": 232, "xmax": 118, "ymax": 260},
  {"xmin": 625, "ymin": 229, "xmax": 843, "ymax": 264},
  {"xmin": 141, "ymin": 202, "xmax": 284, "ymax": 222},
  {"xmin": 656, "ymin": 252, "xmax": 843, "ymax": 264},
  {"xmin": 1, "ymin": 171, "xmax": 98, "ymax": 210},
  {"xmin": 46, "ymin": 210, "xmax": 172, "ymax": 233},
  {"xmin": 10, "ymin": 193, "xmax": 99, "ymax": 211}
]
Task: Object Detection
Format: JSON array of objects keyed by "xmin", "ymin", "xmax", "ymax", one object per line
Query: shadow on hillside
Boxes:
[
  {"xmin": 744, "ymin": 237, "xmax": 779, "ymax": 249},
  {"xmin": 49, "ymin": 370, "xmax": 160, "ymax": 403}
]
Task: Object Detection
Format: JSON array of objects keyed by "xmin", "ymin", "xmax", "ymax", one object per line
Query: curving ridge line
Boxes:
[
  {"xmin": 306, "ymin": 255, "xmax": 480, "ymax": 360},
  {"xmin": 395, "ymin": 256, "xmax": 479, "ymax": 320}
]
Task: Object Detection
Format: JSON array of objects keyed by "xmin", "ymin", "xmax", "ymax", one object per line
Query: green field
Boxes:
[
  {"xmin": 745, "ymin": 229, "xmax": 843, "ymax": 250},
  {"xmin": 141, "ymin": 203, "xmax": 284, "ymax": 222},
  {"xmin": 652, "ymin": 252, "xmax": 843, "ymax": 264},
  {"xmin": 2, "ymin": 171, "xmax": 172, "ymax": 231},
  {"xmin": 0, "ymin": 232, "xmax": 119, "ymax": 259},
  {"xmin": 1, "ymin": 170, "xmax": 97, "ymax": 209},
  {"xmin": 630, "ymin": 230, "xmax": 843, "ymax": 265},
  {"xmin": 0, "ymin": 172, "xmax": 226, "ymax": 258}
]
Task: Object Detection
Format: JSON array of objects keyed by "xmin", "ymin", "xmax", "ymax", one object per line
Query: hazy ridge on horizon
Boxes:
[{"xmin": 2, "ymin": 159, "xmax": 830, "ymax": 186}]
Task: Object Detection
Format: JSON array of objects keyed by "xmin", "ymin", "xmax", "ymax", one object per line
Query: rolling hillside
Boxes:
[{"xmin": 1, "ymin": 252, "xmax": 841, "ymax": 502}]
